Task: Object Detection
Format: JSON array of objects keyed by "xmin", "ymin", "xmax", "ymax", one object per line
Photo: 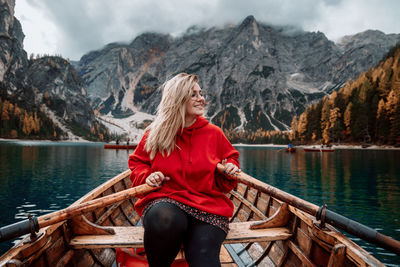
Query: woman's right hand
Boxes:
[{"xmin": 145, "ymin": 171, "xmax": 170, "ymax": 187}]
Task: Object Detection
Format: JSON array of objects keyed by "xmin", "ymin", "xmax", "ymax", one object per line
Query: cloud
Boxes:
[
  {"xmin": 307, "ymin": 0, "xmax": 400, "ymax": 40},
  {"xmin": 15, "ymin": 0, "xmax": 400, "ymax": 60},
  {"xmin": 14, "ymin": 0, "xmax": 59, "ymax": 57}
]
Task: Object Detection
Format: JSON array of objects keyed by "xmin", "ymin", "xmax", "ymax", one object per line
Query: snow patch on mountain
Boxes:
[
  {"xmin": 99, "ymin": 111, "xmax": 155, "ymax": 143},
  {"xmin": 287, "ymin": 73, "xmax": 328, "ymax": 93}
]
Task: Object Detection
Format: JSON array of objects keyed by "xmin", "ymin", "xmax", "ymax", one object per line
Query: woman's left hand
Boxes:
[{"xmin": 222, "ymin": 159, "xmax": 241, "ymax": 176}]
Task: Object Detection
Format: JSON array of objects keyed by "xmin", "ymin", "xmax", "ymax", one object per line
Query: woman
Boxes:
[{"xmin": 128, "ymin": 73, "xmax": 240, "ymax": 267}]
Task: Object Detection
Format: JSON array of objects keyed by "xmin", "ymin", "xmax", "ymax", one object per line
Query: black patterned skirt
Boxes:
[{"xmin": 142, "ymin": 198, "xmax": 229, "ymax": 233}]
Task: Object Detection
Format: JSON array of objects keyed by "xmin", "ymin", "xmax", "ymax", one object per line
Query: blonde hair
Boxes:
[{"xmin": 145, "ymin": 73, "xmax": 199, "ymax": 159}]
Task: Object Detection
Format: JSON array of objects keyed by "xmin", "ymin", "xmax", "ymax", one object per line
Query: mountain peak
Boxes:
[
  {"xmin": 240, "ymin": 15, "xmax": 257, "ymax": 27},
  {"xmin": 129, "ymin": 32, "xmax": 171, "ymax": 50}
]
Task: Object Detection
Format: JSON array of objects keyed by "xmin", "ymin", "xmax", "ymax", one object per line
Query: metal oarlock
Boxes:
[
  {"xmin": 316, "ymin": 204, "xmax": 328, "ymax": 228},
  {"xmin": 28, "ymin": 214, "xmax": 40, "ymax": 242}
]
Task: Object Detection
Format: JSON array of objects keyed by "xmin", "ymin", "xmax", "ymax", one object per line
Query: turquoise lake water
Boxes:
[{"xmin": 0, "ymin": 141, "xmax": 399, "ymax": 265}]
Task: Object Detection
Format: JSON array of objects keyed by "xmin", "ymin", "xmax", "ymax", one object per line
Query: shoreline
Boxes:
[
  {"xmin": 319, "ymin": 144, "xmax": 400, "ymax": 150},
  {"xmin": 0, "ymin": 138, "xmax": 101, "ymax": 144},
  {"xmin": 1, "ymin": 139, "xmax": 400, "ymax": 150},
  {"xmin": 233, "ymin": 143, "xmax": 400, "ymax": 150}
]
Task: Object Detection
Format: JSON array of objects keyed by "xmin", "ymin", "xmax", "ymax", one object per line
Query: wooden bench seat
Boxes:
[{"xmin": 69, "ymin": 221, "xmax": 292, "ymax": 249}]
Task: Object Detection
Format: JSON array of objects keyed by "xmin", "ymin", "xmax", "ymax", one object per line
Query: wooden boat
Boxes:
[
  {"xmin": 303, "ymin": 147, "xmax": 334, "ymax": 152},
  {"xmin": 104, "ymin": 144, "xmax": 137, "ymax": 150},
  {"xmin": 0, "ymin": 164, "xmax": 398, "ymax": 266}
]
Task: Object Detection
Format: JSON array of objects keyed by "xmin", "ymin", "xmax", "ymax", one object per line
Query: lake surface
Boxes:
[{"xmin": 0, "ymin": 141, "xmax": 399, "ymax": 265}]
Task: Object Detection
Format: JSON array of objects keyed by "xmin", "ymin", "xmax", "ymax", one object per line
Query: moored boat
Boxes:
[
  {"xmin": 104, "ymin": 144, "xmax": 137, "ymax": 150},
  {"xmin": 0, "ymin": 165, "xmax": 398, "ymax": 266}
]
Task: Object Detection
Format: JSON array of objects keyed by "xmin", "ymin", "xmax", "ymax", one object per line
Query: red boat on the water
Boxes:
[{"xmin": 104, "ymin": 144, "xmax": 137, "ymax": 150}]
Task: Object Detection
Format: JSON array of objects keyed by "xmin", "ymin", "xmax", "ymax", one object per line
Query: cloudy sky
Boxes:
[{"xmin": 14, "ymin": 0, "xmax": 400, "ymax": 61}]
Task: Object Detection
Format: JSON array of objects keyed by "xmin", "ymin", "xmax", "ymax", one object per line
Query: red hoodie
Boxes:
[{"xmin": 128, "ymin": 116, "xmax": 239, "ymax": 218}]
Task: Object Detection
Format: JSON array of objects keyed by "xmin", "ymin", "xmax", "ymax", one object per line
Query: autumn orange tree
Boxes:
[
  {"xmin": 0, "ymin": 97, "xmax": 63, "ymax": 139},
  {"xmin": 290, "ymin": 42, "xmax": 400, "ymax": 145}
]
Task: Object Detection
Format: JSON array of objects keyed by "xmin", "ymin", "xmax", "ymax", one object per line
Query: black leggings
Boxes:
[{"xmin": 143, "ymin": 202, "xmax": 227, "ymax": 267}]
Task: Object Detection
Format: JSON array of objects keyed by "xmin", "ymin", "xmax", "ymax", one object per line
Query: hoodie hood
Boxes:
[{"xmin": 182, "ymin": 116, "xmax": 209, "ymax": 133}]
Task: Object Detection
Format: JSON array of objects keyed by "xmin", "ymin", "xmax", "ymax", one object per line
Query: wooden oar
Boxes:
[
  {"xmin": 0, "ymin": 183, "xmax": 158, "ymax": 243},
  {"xmin": 216, "ymin": 163, "xmax": 400, "ymax": 256}
]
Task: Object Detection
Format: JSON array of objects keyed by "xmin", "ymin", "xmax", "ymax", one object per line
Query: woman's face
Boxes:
[{"xmin": 185, "ymin": 83, "xmax": 205, "ymax": 118}]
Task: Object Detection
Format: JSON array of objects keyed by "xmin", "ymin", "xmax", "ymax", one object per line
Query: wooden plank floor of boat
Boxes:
[{"xmin": 70, "ymin": 221, "xmax": 291, "ymax": 249}]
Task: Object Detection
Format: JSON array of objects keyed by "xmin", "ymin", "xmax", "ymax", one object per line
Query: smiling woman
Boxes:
[{"xmin": 128, "ymin": 73, "xmax": 240, "ymax": 266}]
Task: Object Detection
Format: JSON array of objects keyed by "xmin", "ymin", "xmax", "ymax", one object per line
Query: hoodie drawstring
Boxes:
[{"xmin": 188, "ymin": 130, "xmax": 194, "ymax": 164}]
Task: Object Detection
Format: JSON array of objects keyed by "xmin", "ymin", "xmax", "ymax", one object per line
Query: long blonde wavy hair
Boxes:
[{"xmin": 145, "ymin": 73, "xmax": 199, "ymax": 159}]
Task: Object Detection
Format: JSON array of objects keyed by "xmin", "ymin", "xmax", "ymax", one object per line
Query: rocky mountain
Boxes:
[
  {"xmin": 0, "ymin": 0, "xmax": 28, "ymax": 96},
  {"xmin": 2, "ymin": 1, "xmax": 399, "ymax": 140},
  {"xmin": 0, "ymin": 0, "xmax": 108, "ymax": 140},
  {"xmin": 75, "ymin": 16, "xmax": 400, "ymax": 133},
  {"xmin": 27, "ymin": 56, "xmax": 108, "ymax": 140}
]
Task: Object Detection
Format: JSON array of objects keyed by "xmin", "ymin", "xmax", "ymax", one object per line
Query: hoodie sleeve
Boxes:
[
  {"xmin": 128, "ymin": 132, "xmax": 152, "ymax": 188},
  {"xmin": 215, "ymin": 129, "xmax": 239, "ymax": 193}
]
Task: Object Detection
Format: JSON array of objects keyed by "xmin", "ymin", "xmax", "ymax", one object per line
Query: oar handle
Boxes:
[
  {"xmin": 323, "ymin": 209, "xmax": 400, "ymax": 255},
  {"xmin": 216, "ymin": 163, "xmax": 400, "ymax": 256},
  {"xmin": 0, "ymin": 183, "xmax": 158, "ymax": 243},
  {"xmin": 0, "ymin": 216, "xmax": 39, "ymax": 243}
]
